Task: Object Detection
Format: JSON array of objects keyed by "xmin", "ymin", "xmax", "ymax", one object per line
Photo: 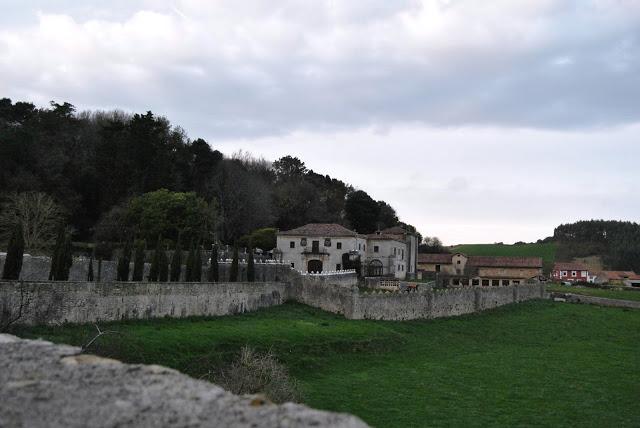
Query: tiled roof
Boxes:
[
  {"xmin": 553, "ymin": 262, "xmax": 589, "ymax": 271},
  {"xmin": 366, "ymin": 233, "xmax": 406, "ymax": 243},
  {"xmin": 381, "ymin": 226, "xmax": 409, "ymax": 235},
  {"xmin": 469, "ymin": 256, "xmax": 543, "ymax": 268},
  {"xmin": 418, "ymin": 253, "xmax": 453, "ymax": 264},
  {"xmin": 278, "ymin": 223, "xmax": 359, "ymax": 237},
  {"xmin": 599, "ymin": 271, "xmax": 640, "ymax": 280}
]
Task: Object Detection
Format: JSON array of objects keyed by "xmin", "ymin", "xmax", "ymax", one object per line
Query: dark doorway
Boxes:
[
  {"xmin": 312, "ymin": 240, "xmax": 320, "ymax": 254},
  {"xmin": 308, "ymin": 259, "xmax": 323, "ymax": 273},
  {"xmin": 368, "ymin": 259, "xmax": 384, "ymax": 276}
]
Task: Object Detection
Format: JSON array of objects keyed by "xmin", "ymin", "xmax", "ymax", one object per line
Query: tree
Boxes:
[
  {"xmin": 272, "ymin": 156, "xmax": 307, "ymax": 181},
  {"xmin": 192, "ymin": 243, "xmax": 202, "ymax": 282},
  {"xmin": 247, "ymin": 243, "xmax": 255, "ymax": 282},
  {"xmin": 87, "ymin": 253, "xmax": 94, "ymax": 282},
  {"xmin": 208, "ymin": 244, "xmax": 219, "ymax": 282},
  {"xmin": 132, "ymin": 240, "xmax": 146, "ymax": 281},
  {"xmin": 229, "ymin": 243, "xmax": 239, "ymax": 282},
  {"xmin": 185, "ymin": 240, "xmax": 195, "ymax": 282},
  {"xmin": 2, "ymin": 224, "xmax": 24, "ymax": 280},
  {"xmin": 0, "ymin": 192, "xmax": 64, "ymax": 252},
  {"xmin": 376, "ymin": 201, "xmax": 398, "ymax": 230},
  {"xmin": 148, "ymin": 236, "xmax": 162, "ymax": 282},
  {"xmin": 238, "ymin": 228, "xmax": 277, "ymax": 251},
  {"xmin": 419, "ymin": 236, "xmax": 448, "ymax": 254},
  {"xmin": 116, "ymin": 240, "xmax": 132, "ymax": 281},
  {"xmin": 345, "ymin": 190, "xmax": 379, "ymax": 234},
  {"xmin": 126, "ymin": 189, "xmax": 215, "ymax": 245},
  {"xmin": 49, "ymin": 227, "xmax": 72, "ymax": 281},
  {"xmin": 158, "ymin": 247, "xmax": 169, "ymax": 282},
  {"xmin": 170, "ymin": 235, "xmax": 183, "ymax": 282}
]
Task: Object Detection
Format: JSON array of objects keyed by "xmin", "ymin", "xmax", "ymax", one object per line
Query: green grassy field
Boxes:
[
  {"xmin": 14, "ymin": 301, "xmax": 640, "ymax": 427},
  {"xmin": 547, "ymin": 283, "xmax": 640, "ymax": 302},
  {"xmin": 452, "ymin": 242, "xmax": 557, "ymax": 273}
]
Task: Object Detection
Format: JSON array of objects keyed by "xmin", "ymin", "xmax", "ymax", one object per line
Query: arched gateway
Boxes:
[{"xmin": 307, "ymin": 260, "xmax": 323, "ymax": 273}]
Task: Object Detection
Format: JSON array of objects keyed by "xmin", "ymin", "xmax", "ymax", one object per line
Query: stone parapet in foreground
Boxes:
[{"xmin": 0, "ymin": 334, "xmax": 368, "ymax": 428}]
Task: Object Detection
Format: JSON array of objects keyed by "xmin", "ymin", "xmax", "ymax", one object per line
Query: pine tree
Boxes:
[
  {"xmin": 192, "ymin": 242, "xmax": 202, "ymax": 282},
  {"xmin": 229, "ymin": 243, "xmax": 239, "ymax": 282},
  {"xmin": 87, "ymin": 253, "xmax": 94, "ymax": 281},
  {"xmin": 208, "ymin": 244, "xmax": 219, "ymax": 282},
  {"xmin": 116, "ymin": 240, "xmax": 132, "ymax": 281},
  {"xmin": 148, "ymin": 236, "xmax": 162, "ymax": 282},
  {"xmin": 49, "ymin": 227, "xmax": 65, "ymax": 280},
  {"xmin": 132, "ymin": 240, "xmax": 146, "ymax": 281},
  {"xmin": 158, "ymin": 247, "xmax": 169, "ymax": 282},
  {"xmin": 185, "ymin": 240, "xmax": 195, "ymax": 282},
  {"xmin": 247, "ymin": 242, "xmax": 255, "ymax": 282},
  {"xmin": 170, "ymin": 234, "xmax": 183, "ymax": 282},
  {"xmin": 2, "ymin": 224, "xmax": 25, "ymax": 280}
]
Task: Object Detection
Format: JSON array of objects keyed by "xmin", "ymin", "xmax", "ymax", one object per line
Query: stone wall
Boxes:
[
  {"xmin": 0, "ymin": 334, "xmax": 368, "ymax": 428},
  {"xmin": 0, "ymin": 281, "xmax": 289, "ymax": 326},
  {"xmin": 289, "ymin": 272, "xmax": 359, "ymax": 317},
  {"xmin": 0, "ymin": 254, "xmax": 294, "ymax": 283}
]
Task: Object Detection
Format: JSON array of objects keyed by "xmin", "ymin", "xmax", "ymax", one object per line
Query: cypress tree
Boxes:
[
  {"xmin": 49, "ymin": 227, "xmax": 65, "ymax": 280},
  {"xmin": 170, "ymin": 234, "xmax": 183, "ymax": 282},
  {"xmin": 247, "ymin": 242, "xmax": 255, "ymax": 282},
  {"xmin": 192, "ymin": 242, "xmax": 202, "ymax": 282},
  {"xmin": 116, "ymin": 240, "xmax": 132, "ymax": 281},
  {"xmin": 158, "ymin": 247, "xmax": 169, "ymax": 282},
  {"xmin": 58, "ymin": 233, "xmax": 73, "ymax": 281},
  {"xmin": 229, "ymin": 243, "xmax": 239, "ymax": 282},
  {"xmin": 148, "ymin": 236, "xmax": 162, "ymax": 282},
  {"xmin": 132, "ymin": 240, "xmax": 146, "ymax": 281},
  {"xmin": 87, "ymin": 253, "xmax": 94, "ymax": 282},
  {"xmin": 185, "ymin": 240, "xmax": 195, "ymax": 282},
  {"xmin": 2, "ymin": 224, "xmax": 25, "ymax": 280},
  {"xmin": 97, "ymin": 257, "xmax": 103, "ymax": 282},
  {"xmin": 208, "ymin": 244, "xmax": 219, "ymax": 282}
]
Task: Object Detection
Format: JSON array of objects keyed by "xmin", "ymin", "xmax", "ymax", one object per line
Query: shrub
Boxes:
[
  {"xmin": 214, "ymin": 346, "xmax": 303, "ymax": 404},
  {"xmin": 2, "ymin": 224, "xmax": 24, "ymax": 280},
  {"xmin": 208, "ymin": 244, "xmax": 219, "ymax": 282},
  {"xmin": 116, "ymin": 240, "xmax": 132, "ymax": 281},
  {"xmin": 192, "ymin": 243, "xmax": 202, "ymax": 282},
  {"xmin": 229, "ymin": 243, "xmax": 239, "ymax": 282},
  {"xmin": 87, "ymin": 253, "xmax": 94, "ymax": 281},
  {"xmin": 131, "ymin": 240, "xmax": 146, "ymax": 281},
  {"xmin": 247, "ymin": 244, "xmax": 255, "ymax": 282},
  {"xmin": 170, "ymin": 235, "xmax": 183, "ymax": 282},
  {"xmin": 148, "ymin": 236, "xmax": 162, "ymax": 282}
]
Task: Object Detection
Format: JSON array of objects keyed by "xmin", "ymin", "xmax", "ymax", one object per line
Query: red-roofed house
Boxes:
[
  {"xmin": 595, "ymin": 271, "xmax": 640, "ymax": 287},
  {"xmin": 551, "ymin": 262, "xmax": 589, "ymax": 283}
]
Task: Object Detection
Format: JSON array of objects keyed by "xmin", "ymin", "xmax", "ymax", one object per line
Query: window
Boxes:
[
  {"xmin": 336, "ymin": 264, "xmax": 341, "ymax": 270},
  {"xmin": 472, "ymin": 279, "xmax": 480, "ymax": 286},
  {"xmin": 581, "ymin": 271, "xmax": 588, "ymax": 277},
  {"xmin": 502, "ymin": 280, "xmax": 510, "ymax": 286},
  {"xmin": 324, "ymin": 238, "xmax": 331, "ymax": 247},
  {"xmin": 401, "ymin": 249, "xmax": 404, "ymax": 260},
  {"xmin": 452, "ymin": 278, "xmax": 460, "ymax": 286},
  {"xmin": 435, "ymin": 264, "xmax": 441, "ymax": 272},
  {"xmin": 462, "ymin": 278, "xmax": 469, "ymax": 286},
  {"xmin": 393, "ymin": 248, "xmax": 396, "ymax": 255},
  {"xmin": 301, "ymin": 238, "xmax": 307, "ymax": 246},
  {"xmin": 456, "ymin": 260, "xmax": 461, "ymax": 265},
  {"xmin": 374, "ymin": 245, "xmax": 379, "ymax": 253},
  {"xmin": 336, "ymin": 242, "xmax": 342, "ymax": 249},
  {"xmin": 290, "ymin": 241, "xmax": 295, "ymax": 249},
  {"xmin": 513, "ymin": 280, "xmax": 520, "ymax": 285},
  {"xmin": 482, "ymin": 279, "xmax": 490, "ymax": 286},
  {"xmin": 571, "ymin": 271, "xmax": 577, "ymax": 277},
  {"xmin": 561, "ymin": 271, "xmax": 567, "ymax": 277},
  {"xmin": 492, "ymin": 279, "xmax": 500, "ymax": 286},
  {"xmin": 291, "ymin": 262, "xmax": 295, "ymax": 268}
]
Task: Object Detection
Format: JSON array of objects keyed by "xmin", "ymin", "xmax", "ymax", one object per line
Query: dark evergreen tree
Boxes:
[
  {"xmin": 87, "ymin": 253, "xmax": 94, "ymax": 281},
  {"xmin": 229, "ymin": 243, "xmax": 239, "ymax": 282},
  {"xmin": 148, "ymin": 236, "xmax": 162, "ymax": 282},
  {"xmin": 116, "ymin": 240, "xmax": 132, "ymax": 281},
  {"xmin": 170, "ymin": 234, "xmax": 183, "ymax": 282},
  {"xmin": 49, "ymin": 227, "xmax": 65, "ymax": 280},
  {"xmin": 247, "ymin": 243, "xmax": 255, "ymax": 282},
  {"xmin": 208, "ymin": 244, "xmax": 219, "ymax": 282},
  {"xmin": 192, "ymin": 242, "xmax": 202, "ymax": 282},
  {"xmin": 57, "ymin": 233, "xmax": 73, "ymax": 281},
  {"xmin": 97, "ymin": 258, "xmax": 103, "ymax": 282},
  {"xmin": 132, "ymin": 240, "xmax": 146, "ymax": 281},
  {"xmin": 2, "ymin": 224, "xmax": 25, "ymax": 280},
  {"xmin": 185, "ymin": 240, "xmax": 195, "ymax": 282},
  {"xmin": 158, "ymin": 248, "xmax": 169, "ymax": 282}
]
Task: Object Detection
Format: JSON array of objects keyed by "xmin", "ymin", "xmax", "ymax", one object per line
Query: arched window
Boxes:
[{"xmin": 368, "ymin": 259, "xmax": 384, "ymax": 276}]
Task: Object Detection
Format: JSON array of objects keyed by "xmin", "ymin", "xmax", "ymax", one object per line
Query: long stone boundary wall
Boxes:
[
  {"xmin": 1, "ymin": 281, "xmax": 289, "ymax": 326},
  {"xmin": 0, "ymin": 334, "xmax": 368, "ymax": 428}
]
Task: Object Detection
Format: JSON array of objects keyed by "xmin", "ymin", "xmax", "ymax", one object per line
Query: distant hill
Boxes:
[{"xmin": 451, "ymin": 242, "xmax": 557, "ymax": 274}]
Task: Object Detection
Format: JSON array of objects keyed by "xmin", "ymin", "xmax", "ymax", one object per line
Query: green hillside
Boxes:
[{"xmin": 452, "ymin": 242, "xmax": 557, "ymax": 273}]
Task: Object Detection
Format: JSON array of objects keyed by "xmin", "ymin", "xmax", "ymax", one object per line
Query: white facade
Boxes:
[
  {"xmin": 276, "ymin": 234, "xmax": 366, "ymax": 273},
  {"xmin": 365, "ymin": 238, "xmax": 407, "ymax": 279}
]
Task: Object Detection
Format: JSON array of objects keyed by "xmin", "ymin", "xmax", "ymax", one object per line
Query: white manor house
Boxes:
[{"xmin": 276, "ymin": 223, "xmax": 418, "ymax": 279}]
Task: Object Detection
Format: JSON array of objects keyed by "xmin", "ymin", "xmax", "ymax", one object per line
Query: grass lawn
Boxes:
[
  {"xmin": 547, "ymin": 283, "xmax": 640, "ymax": 302},
  {"xmin": 14, "ymin": 301, "xmax": 640, "ymax": 427},
  {"xmin": 452, "ymin": 242, "xmax": 557, "ymax": 273}
]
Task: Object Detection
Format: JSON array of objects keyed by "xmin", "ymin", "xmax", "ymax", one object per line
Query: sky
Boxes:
[{"xmin": 1, "ymin": 0, "xmax": 638, "ymax": 244}]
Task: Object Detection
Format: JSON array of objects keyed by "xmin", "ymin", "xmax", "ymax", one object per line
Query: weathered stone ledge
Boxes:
[
  {"xmin": 550, "ymin": 292, "xmax": 640, "ymax": 309},
  {"xmin": 0, "ymin": 334, "xmax": 368, "ymax": 428}
]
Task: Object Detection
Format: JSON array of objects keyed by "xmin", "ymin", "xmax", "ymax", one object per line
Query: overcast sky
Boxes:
[{"xmin": 1, "ymin": 1, "xmax": 639, "ymax": 244}]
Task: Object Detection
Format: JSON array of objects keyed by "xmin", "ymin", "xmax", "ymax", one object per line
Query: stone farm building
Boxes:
[
  {"xmin": 418, "ymin": 253, "xmax": 543, "ymax": 286},
  {"xmin": 594, "ymin": 271, "xmax": 640, "ymax": 287},
  {"xmin": 276, "ymin": 223, "xmax": 418, "ymax": 279},
  {"xmin": 551, "ymin": 262, "xmax": 589, "ymax": 283}
]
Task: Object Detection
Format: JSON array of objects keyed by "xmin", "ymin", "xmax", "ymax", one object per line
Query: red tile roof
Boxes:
[
  {"xmin": 418, "ymin": 253, "xmax": 453, "ymax": 264},
  {"xmin": 366, "ymin": 233, "xmax": 406, "ymax": 243},
  {"xmin": 381, "ymin": 226, "xmax": 410, "ymax": 235},
  {"xmin": 278, "ymin": 223, "xmax": 359, "ymax": 237},
  {"xmin": 599, "ymin": 271, "xmax": 640, "ymax": 280},
  {"xmin": 469, "ymin": 256, "xmax": 543, "ymax": 268},
  {"xmin": 553, "ymin": 262, "xmax": 589, "ymax": 271}
]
